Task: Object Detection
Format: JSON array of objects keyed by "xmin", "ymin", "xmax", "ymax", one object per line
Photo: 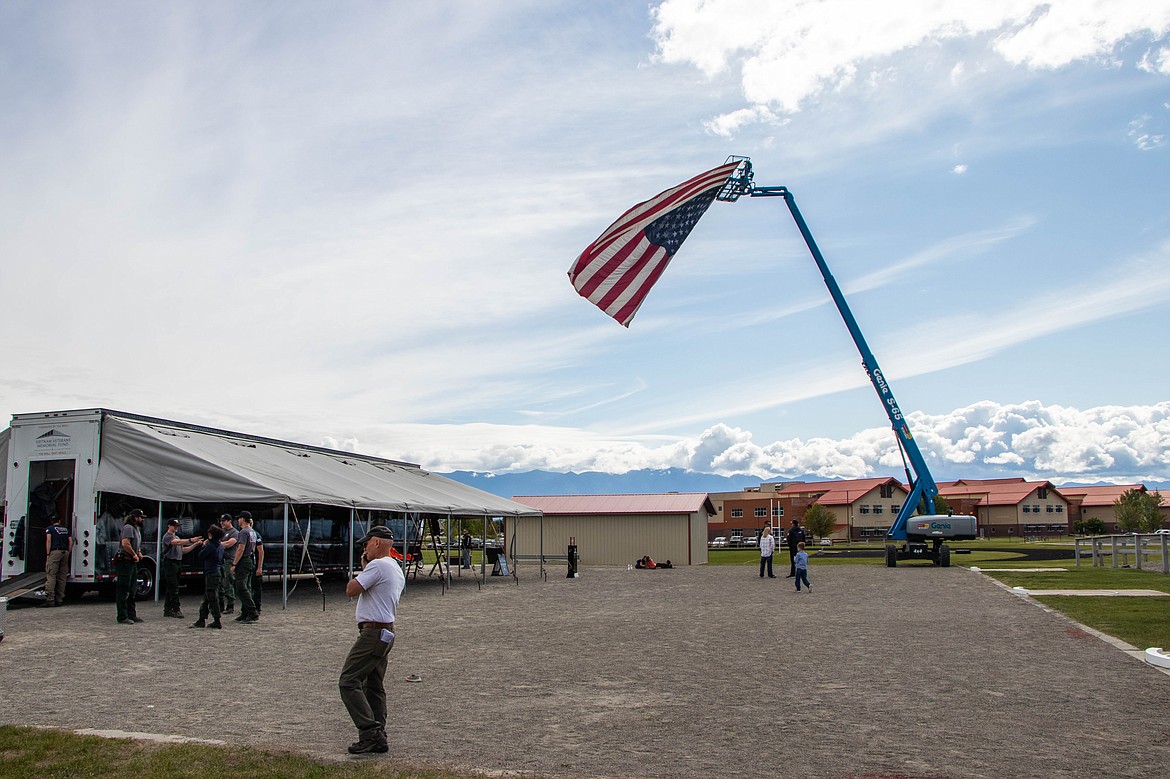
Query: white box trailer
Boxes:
[
  {"xmin": 1, "ymin": 408, "xmax": 541, "ymax": 601},
  {"xmin": 2, "ymin": 410, "xmax": 103, "ymax": 592}
]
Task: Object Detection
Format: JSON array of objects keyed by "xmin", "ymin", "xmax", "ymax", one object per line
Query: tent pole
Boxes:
[
  {"xmin": 154, "ymin": 501, "xmax": 163, "ymax": 602},
  {"xmin": 282, "ymin": 502, "xmax": 289, "ymax": 609},
  {"xmin": 349, "ymin": 507, "xmax": 356, "ymax": 577},
  {"xmin": 445, "ymin": 512, "xmax": 452, "ymax": 591}
]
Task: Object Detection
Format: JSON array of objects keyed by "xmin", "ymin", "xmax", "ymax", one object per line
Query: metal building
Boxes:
[{"xmin": 508, "ymin": 493, "xmax": 715, "ymax": 567}]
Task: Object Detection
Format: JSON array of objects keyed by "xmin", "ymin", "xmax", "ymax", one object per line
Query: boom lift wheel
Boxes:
[
  {"xmin": 939, "ymin": 544, "xmax": 951, "ymax": 568},
  {"xmin": 885, "ymin": 544, "xmax": 897, "ymax": 568}
]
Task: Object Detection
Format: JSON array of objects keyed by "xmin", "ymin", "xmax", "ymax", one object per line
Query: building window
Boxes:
[
  {"xmin": 755, "ymin": 507, "xmax": 767, "ymax": 518},
  {"xmin": 731, "ymin": 508, "xmax": 743, "ymax": 518},
  {"xmin": 1055, "ymin": 505, "xmax": 1064, "ymax": 513},
  {"xmin": 1032, "ymin": 505, "xmax": 1040, "ymax": 513},
  {"xmin": 1022, "ymin": 505, "xmax": 1030, "ymax": 513},
  {"xmin": 872, "ymin": 505, "xmax": 884, "ymax": 515},
  {"xmin": 891, "ymin": 504, "xmax": 900, "ymax": 514},
  {"xmin": 1045, "ymin": 505, "xmax": 1054, "ymax": 513},
  {"xmin": 880, "ymin": 484, "xmax": 894, "ymax": 498},
  {"xmin": 773, "ymin": 506, "xmax": 784, "ymax": 517},
  {"xmin": 1037, "ymin": 487, "xmax": 1048, "ymax": 499},
  {"xmin": 859, "ymin": 505, "xmax": 871, "ymax": 514}
]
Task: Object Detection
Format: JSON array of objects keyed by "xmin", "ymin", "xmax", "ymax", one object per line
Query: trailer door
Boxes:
[{"xmin": 24, "ymin": 460, "xmax": 76, "ymax": 573}]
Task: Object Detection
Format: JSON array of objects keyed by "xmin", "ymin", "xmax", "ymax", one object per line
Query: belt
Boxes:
[{"xmin": 358, "ymin": 621, "xmax": 394, "ymax": 630}]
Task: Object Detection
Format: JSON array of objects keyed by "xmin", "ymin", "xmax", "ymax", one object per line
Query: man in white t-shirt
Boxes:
[{"xmin": 339, "ymin": 524, "xmax": 406, "ymax": 755}]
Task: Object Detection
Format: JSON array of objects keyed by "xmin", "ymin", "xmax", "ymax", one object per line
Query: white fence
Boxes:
[{"xmin": 1074, "ymin": 533, "xmax": 1170, "ymax": 574}]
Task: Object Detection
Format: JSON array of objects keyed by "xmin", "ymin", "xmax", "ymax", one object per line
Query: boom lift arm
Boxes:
[{"xmin": 716, "ymin": 158, "xmax": 938, "ymax": 545}]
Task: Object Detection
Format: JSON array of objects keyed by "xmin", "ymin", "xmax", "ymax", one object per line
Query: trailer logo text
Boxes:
[{"xmin": 34, "ymin": 429, "xmax": 74, "ymax": 455}]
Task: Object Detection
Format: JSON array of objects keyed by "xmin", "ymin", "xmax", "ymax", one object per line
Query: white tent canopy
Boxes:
[{"xmin": 93, "ymin": 413, "xmax": 540, "ymax": 517}]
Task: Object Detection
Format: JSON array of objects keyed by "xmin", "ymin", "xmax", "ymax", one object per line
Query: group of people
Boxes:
[
  {"xmin": 108, "ymin": 506, "xmax": 404, "ymax": 756},
  {"xmin": 757, "ymin": 519, "xmax": 812, "ymax": 591},
  {"xmin": 113, "ymin": 508, "xmax": 265, "ymax": 627}
]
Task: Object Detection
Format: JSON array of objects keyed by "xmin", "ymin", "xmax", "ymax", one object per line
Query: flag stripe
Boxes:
[
  {"xmin": 572, "ymin": 163, "xmax": 738, "ymax": 285},
  {"xmin": 569, "ymin": 161, "xmax": 738, "ymax": 326}
]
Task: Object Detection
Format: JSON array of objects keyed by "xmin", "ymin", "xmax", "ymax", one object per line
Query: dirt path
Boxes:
[{"xmin": 2, "ymin": 565, "xmax": 1168, "ymax": 778}]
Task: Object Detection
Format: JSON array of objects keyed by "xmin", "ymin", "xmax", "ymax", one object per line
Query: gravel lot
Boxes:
[{"xmin": 2, "ymin": 564, "xmax": 1169, "ymax": 778}]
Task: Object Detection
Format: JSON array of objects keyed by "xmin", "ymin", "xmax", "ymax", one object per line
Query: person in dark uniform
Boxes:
[
  {"xmin": 217, "ymin": 513, "xmax": 240, "ymax": 614},
  {"xmin": 43, "ymin": 516, "xmax": 73, "ymax": 607},
  {"xmin": 115, "ymin": 508, "xmax": 146, "ymax": 624},
  {"xmin": 460, "ymin": 529, "xmax": 472, "ymax": 569},
  {"xmin": 339, "ymin": 525, "xmax": 406, "ymax": 755},
  {"xmin": 786, "ymin": 518, "xmax": 807, "ymax": 578},
  {"xmin": 251, "ymin": 529, "xmax": 264, "ymax": 614},
  {"xmin": 191, "ymin": 523, "xmax": 225, "ymax": 629},
  {"xmin": 229, "ymin": 512, "xmax": 259, "ymax": 623},
  {"xmin": 161, "ymin": 519, "xmax": 203, "ymax": 618}
]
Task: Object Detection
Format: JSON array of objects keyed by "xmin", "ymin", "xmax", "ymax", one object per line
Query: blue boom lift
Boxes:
[{"xmin": 718, "ymin": 157, "xmax": 977, "ymax": 566}]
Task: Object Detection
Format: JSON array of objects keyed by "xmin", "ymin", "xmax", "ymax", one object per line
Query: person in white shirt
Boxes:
[
  {"xmin": 758, "ymin": 525, "xmax": 777, "ymax": 578},
  {"xmin": 339, "ymin": 524, "xmax": 406, "ymax": 755}
]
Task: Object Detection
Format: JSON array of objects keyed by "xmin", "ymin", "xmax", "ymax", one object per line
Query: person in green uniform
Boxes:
[
  {"xmin": 229, "ymin": 512, "xmax": 259, "ymax": 623},
  {"xmin": 217, "ymin": 514, "xmax": 239, "ymax": 614},
  {"xmin": 251, "ymin": 529, "xmax": 264, "ymax": 613},
  {"xmin": 160, "ymin": 519, "xmax": 203, "ymax": 618},
  {"xmin": 115, "ymin": 508, "xmax": 146, "ymax": 624}
]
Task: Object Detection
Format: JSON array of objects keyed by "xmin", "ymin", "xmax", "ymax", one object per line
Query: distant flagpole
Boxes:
[{"xmin": 568, "ymin": 161, "xmax": 741, "ymax": 327}]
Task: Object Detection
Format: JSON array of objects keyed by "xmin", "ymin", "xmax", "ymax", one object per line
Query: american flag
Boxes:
[{"xmin": 568, "ymin": 161, "xmax": 741, "ymax": 327}]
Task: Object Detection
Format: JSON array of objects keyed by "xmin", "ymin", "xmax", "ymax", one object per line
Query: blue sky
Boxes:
[{"xmin": 2, "ymin": 1, "xmax": 1169, "ymax": 486}]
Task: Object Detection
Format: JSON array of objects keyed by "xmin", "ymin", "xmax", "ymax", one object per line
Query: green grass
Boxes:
[
  {"xmin": 974, "ymin": 565, "xmax": 1170, "ymax": 649},
  {"xmin": 1030, "ymin": 596, "xmax": 1170, "ymax": 649},
  {"xmin": 0, "ymin": 725, "xmax": 474, "ymax": 779},
  {"xmin": 981, "ymin": 567, "xmax": 1170, "ymax": 593},
  {"xmin": 710, "ymin": 542, "xmax": 1170, "ymax": 649}
]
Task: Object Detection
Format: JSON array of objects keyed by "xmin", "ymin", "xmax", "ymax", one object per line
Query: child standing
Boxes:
[{"xmin": 794, "ymin": 541, "xmax": 811, "ymax": 592}]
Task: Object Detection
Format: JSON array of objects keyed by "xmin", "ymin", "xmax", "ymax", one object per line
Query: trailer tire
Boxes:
[
  {"xmin": 940, "ymin": 544, "xmax": 951, "ymax": 568},
  {"xmin": 135, "ymin": 562, "xmax": 155, "ymax": 599},
  {"xmin": 885, "ymin": 545, "xmax": 897, "ymax": 568}
]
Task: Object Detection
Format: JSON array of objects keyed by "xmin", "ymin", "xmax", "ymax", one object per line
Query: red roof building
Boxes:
[
  {"xmin": 936, "ymin": 478, "xmax": 1069, "ymax": 537},
  {"xmin": 709, "ymin": 478, "xmax": 910, "ymax": 542}
]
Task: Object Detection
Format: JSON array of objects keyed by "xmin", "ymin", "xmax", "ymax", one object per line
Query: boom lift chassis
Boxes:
[{"xmin": 718, "ymin": 158, "xmax": 975, "ymax": 566}]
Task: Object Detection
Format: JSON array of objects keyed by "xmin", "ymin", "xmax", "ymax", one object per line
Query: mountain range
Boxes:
[{"xmin": 438, "ymin": 468, "xmax": 776, "ymax": 498}]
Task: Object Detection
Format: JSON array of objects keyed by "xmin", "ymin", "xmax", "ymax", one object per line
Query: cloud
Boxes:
[
  {"xmin": 651, "ymin": 0, "xmax": 1170, "ymax": 123},
  {"xmin": 952, "ymin": 164, "xmax": 969, "ymax": 174},
  {"xmin": 338, "ymin": 400, "xmax": 1170, "ymax": 486}
]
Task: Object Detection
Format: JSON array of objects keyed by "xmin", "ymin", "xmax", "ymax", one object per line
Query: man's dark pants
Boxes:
[
  {"xmin": 759, "ymin": 553, "xmax": 773, "ymax": 577},
  {"xmin": 252, "ymin": 569, "xmax": 262, "ymax": 612},
  {"xmin": 234, "ymin": 557, "xmax": 258, "ymax": 618},
  {"xmin": 339, "ymin": 627, "xmax": 394, "ymax": 741},
  {"xmin": 198, "ymin": 573, "xmax": 223, "ymax": 622},
  {"xmin": 161, "ymin": 558, "xmax": 182, "ymax": 614},
  {"xmin": 219, "ymin": 558, "xmax": 235, "ymax": 610},
  {"xmin": 115, "ymin": 558, "xmax": 138, "ymax": 621}
]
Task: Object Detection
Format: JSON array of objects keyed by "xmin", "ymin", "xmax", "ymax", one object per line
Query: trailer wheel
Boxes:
[
  {"xmin": 939, "ymin": 544, "xmax": 951, "ymax": 568},
  {"xmin": 885, "ymin": 545, "xmax": 897, "ymax": 568},
  {"xmin": 134, "ymin": 562, "xmax": 155, "ymax": 599}
]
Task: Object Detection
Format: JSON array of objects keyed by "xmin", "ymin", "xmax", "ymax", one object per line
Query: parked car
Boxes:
[
  {"xmin": 729, "ymin": 535, "xmax": 744, "ymax": 546},
  {"xmin": 743, "ymin": 536, "xmax": 758, "ymax": 546},
  {"xmin": 1155, "ymin": 529, "xmax": 1170, "ymax": 535},
  {"xmin": 710, "ymin": 536, "xmax": 728, "ymax": 548}
]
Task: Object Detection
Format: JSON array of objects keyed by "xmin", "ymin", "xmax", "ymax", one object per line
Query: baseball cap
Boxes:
[
  {"xmin": 236, "ymin": 510, "xmax": 253, "ymax": 520},
  {"xmin": 127, "ymin": 508, "xmax": 146, "ymax": 518},
  {"xmin": 219, "ymin": 513, "xmax": 234, "ymax": 521},
  {"xmin": 359, "ymin": 525, "xmax": 394, "ymax": 544}
]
